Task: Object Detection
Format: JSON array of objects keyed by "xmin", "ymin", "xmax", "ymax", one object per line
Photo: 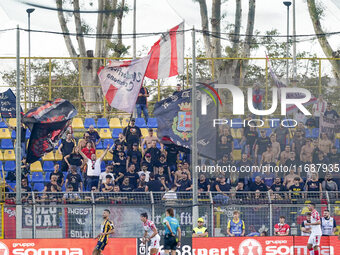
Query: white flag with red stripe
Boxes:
[
  {"xmin": 145, "ymin": 22, "xmax": 184, "ymax": 79},
  {"xmin": 98, "ymin": 55, "xmax": 151, "ymax": 113}
]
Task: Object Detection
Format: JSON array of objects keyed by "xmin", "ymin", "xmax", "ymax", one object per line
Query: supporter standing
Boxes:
[
  {"xmin": 58, "ymin": 133, "xmax": 75, "ymax": 172},
  {"xmin": 227, "ymin": 211, "xmax": 245, "ymax": 237},
  {"xmin": 301, "ymin": 212, "xmax": 312, "ymax": 236},
  {"xmin": 136, "ymin": 84, "xmax": 149, "ymax": 122},
  {"xmin": 86, "ymin": 125, "xmax": 101, "ymax": 146},
  {"xmin": 80, "ymin": 144, "xmax": 111, "ymax": 191},
  {"xmin": 123, "ymin": 118, "xmax": 142, "ymax": 149},
  {"xmin": 274, "ymin": 216, "xmax": 290, "ymax": 236},
  {"xmin": 321, "ymin": 210, "xmax": 337, "ymax": 236},
  {"xmin": 193, "ymin": 218, "xmax": 208, "ymax": 237}
]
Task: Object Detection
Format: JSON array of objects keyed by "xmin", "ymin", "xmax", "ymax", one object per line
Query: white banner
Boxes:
[{"xmin": 98, "ymin": 55, "xmax": 151, "ymax": 113}]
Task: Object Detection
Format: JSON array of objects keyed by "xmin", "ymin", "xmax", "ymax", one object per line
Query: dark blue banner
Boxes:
[
  {"xmin": 0, "ymin": 89, "xmax": 22, "ymax": 118},
  {"xmin": 154, "ymin": 86, "xmax": 217, "ymax": 159}
]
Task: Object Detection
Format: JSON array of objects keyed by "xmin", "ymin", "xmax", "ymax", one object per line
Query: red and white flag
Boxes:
[
  {"xmin": 145, "ymin": 22, "xmax": 184, "ymax": 79},
  {"xmin": 98, "ymin": 55, "xmax": 151, "ymax": 113}
]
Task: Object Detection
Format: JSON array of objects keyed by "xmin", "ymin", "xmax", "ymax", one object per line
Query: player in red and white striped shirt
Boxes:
[
  {"xmin": 140, "ymin": 212, "xmax": 161, "ymax": 255},
  {"xmin": 305, "ymin": 203, "xmax": 322, "ymax": 255}
]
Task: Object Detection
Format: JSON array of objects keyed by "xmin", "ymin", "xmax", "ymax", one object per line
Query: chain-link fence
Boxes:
[{"xmin": 1, "ymin": 191, "xmax": 340, "ymax": 239}]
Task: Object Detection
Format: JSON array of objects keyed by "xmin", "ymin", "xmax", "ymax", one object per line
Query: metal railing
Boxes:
[
  {"xmin": 0, "ymin": 56, "xmax": 338, "ymax": 117},
  {"xmin": 1, "ymin": 191, "xmax": 340, "ymax": 239}
]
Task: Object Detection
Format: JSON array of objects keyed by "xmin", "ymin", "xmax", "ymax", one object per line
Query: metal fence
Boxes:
[
  {"xmin": 1, "ymin": 191, "xmax": 340, "ymax": 239},
  {"xmin": 0, "ymin": 56, "xmax": 338, "ymax": 117}
]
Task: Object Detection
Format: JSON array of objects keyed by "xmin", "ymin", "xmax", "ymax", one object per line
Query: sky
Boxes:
[{"xmin": 0, "ymin": 0, "xmax": 339, "ymax": 79}]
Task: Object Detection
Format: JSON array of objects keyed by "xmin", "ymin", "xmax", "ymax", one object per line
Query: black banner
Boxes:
[
  {"xmin": 22, "ymin": 99, "xmax": 77, "ymax": 163},
  {"xmin": 65, "ymin": 207, "xmax": 92, "ymax": 238},
  {"xmin": 154, "ymin": 86, "xmax": 217, "ymax": 159},
  {"xmin": 0, "ymin": 88, "xmax": 22, "ymax": 118}
]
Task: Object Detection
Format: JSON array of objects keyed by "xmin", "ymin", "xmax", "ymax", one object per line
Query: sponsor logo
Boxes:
[
  {"xmin": 12, "ymin": 248, "xmax": 83, "ymax": 255},
  {"xmin": 0, "ymin": 242, "xmax": 9, "ymax": 255},
  {"xmin": 238, "ymin": 239, "xmax": 262, "ymax": 255}
]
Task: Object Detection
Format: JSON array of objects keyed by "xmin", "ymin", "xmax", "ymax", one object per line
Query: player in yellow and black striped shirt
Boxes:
[{"xmin": 92, "ymin": 209, "xmax": 115, "ymax": 255}]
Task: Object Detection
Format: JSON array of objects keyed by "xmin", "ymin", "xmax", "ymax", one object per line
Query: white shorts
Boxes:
[
  {"xmin": 308, "ymin": 234, "xmax": 321, "ymax": 246},
  {"xmin": 149, "ymin": 234, "xmax": 160, "ymax": 249}
]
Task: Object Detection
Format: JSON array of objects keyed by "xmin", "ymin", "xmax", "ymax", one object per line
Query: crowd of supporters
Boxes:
[{"xmin": 2, "ymin": 93, "xmax": 340, "ymax": 205}]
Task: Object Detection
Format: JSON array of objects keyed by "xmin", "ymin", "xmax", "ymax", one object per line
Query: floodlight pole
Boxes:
[
  {"xmin": 292, "ymin": 0, "xmax": 297, "ymax": 80},
  {"xmin": 133, "ymin": 0, "xmax": 136, "ymax": 58},
  {"xmin": 26, "ymin": 8, "xmax": 35, "ymax": 108},
  {"xmin": 191, "ymin": 27, "xmax": 198, "ymax": 225}
]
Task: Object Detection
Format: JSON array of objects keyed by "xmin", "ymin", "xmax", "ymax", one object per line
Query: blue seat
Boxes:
[
  {"xmin": 31, "ymin": 172, "xmax": 44, "ymax": 182},
  {"xmin": 26, "ymin": 129, "xmax": 31, "ymax": 139},
  {"xmin": 265, "ymin": 128, "xmax": 272, "ymax": 136},
  {"xmin": 234, "ymin": 139, "xmax": 241, "ymax": 149},
  {"xmin": 101, "ymin": 161, "xmax": 106, "ymax": 171},
  {"xmin": 4, "ymin": 161, "xmax": 15, "ymax": 171},
  {"xmin": 231, "ymin": 118, "xmax": 243, "ymax": 129},
  {"xmin": 312, "ymin": 128, "xmax": 319, "ymax": 138},
  {"xmin": 97, "ymin": 118, "xmax": 109, "ymax": 128},
  {"xmin": 1, "ymin": 139, "xmax": 13, "ymax": 149},
  {"xmin": 33, "ymin": 183, "xmax": 45, "ymax": 192},
  {"xmin": 96, "ymin": 141, "xmax": 103, "ymax": 149},
  {"xmin": 112, "ymin": 128, "xmax": 123, "ymax": 139},
  {"xmin": 43, "ymin": 161, "xmax": 55, "ymax": 172},
  {"xmin": 103, "ymin": 139, "xmax": 114, "ymax": 148},
  {"xmin": 147, "ymin": 118, "xmax": 158, "ymax": 128},
  {"xmin": 135, "ymin": 118, "xmax": 147, "ymax": 128},
  {"xmin": 11, "ymin": 129, "xmax": 30, "ymax": 139},
  {"xmin": 7, "ymin": 182, "xmax": 15, "ymax": 192},
  {"xmin": 45, "ymin": 172, "xmax": 51, "ymax": 181},
  {"xmin": 305, "ymin": 129, "xmax": 312, "ymax": 138},
  {"xmin": 336, "ymin": 139, "xmax": 340, "ymax": 149},
  {"xmin": 84, "ymin": 118, "xmax": 96, "ymax": 129},
  {"xmin": 0, "ymin": 121, "xmax": 7, "ymax": 128},
  {"xmin": 156, "ymin": 143, "xmax": 161, "ymax": 149}
]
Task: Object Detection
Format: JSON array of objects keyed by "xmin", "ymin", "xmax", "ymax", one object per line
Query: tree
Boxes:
[
  {"xmin": 307, "ymin": 0, "xmax": 340, "ymax": 81},
  {"xmin": 1, "ymin": 60, "xmax": 79, "ymax": 111},
  {"xmin": 194, "ymin": 0, "xmax": 256, "ymax": 112},
  {"xmin": 56, "ymin": 0, "xmax": 128, "ymax": 114}
]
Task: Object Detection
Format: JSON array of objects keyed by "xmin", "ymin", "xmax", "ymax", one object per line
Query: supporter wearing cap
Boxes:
[
  {"xmin": 127, "ymin": 142, "xmax": 142, "ymax": 166},
  {"xmin": 145, "ymin": 140, "xmax": 161, "ymax": 165},
  {"xmin": 193, "ymin": 218, "xmax": 208, "ymax": 237}
]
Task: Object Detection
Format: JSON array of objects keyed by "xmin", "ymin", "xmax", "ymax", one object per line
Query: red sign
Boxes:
[
  {"xmin": 0, "ymin": 238, "xmax": 136, "ymax": 255},
  {"xmin": 193, "ymin": 236, "xmax": 340, "ymax": 255}
]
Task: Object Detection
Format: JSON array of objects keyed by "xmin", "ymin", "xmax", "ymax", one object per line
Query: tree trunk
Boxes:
[
  {"xmin": 307, "ymin": 0, "xmax": 340, "ymax": 80},
  {"xmin": 238, "ymin": 0, "xmax": 256, "ymax": 86}
]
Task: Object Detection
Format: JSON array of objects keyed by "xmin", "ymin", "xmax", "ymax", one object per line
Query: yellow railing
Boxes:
[{"xmin": 0, "ymin": 56, "xmax": 338, "ymax": 117}]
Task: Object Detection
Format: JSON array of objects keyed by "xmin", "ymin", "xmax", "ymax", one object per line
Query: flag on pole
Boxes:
[
  {"xmin": 145, "ymin": 22, "xmax": 184, "ymax": 79},
  {"xmin": 22, "ymin": 99, "xmax": 77, "ymax": 163},
  {"xmin": 98, "ymin": 55, "xmax": 151, "ymax": 113}
]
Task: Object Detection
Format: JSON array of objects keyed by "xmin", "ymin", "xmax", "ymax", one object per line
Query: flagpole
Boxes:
[
  {"xmin": 15, "ymin": 25, "xmax": 23, "ymax": 239},
  {"xmin": 191, "ymin": 27, "xmax": 198, "ymax": 225}
]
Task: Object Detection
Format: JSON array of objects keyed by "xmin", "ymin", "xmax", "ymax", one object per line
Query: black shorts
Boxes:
[
  {"xmin": 164, "ymin": 234, "xmax": 177, "ymax": 251},
  {"xmin": 95, "ymin": 240, "xmax": 107, "ymax": 251}
]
